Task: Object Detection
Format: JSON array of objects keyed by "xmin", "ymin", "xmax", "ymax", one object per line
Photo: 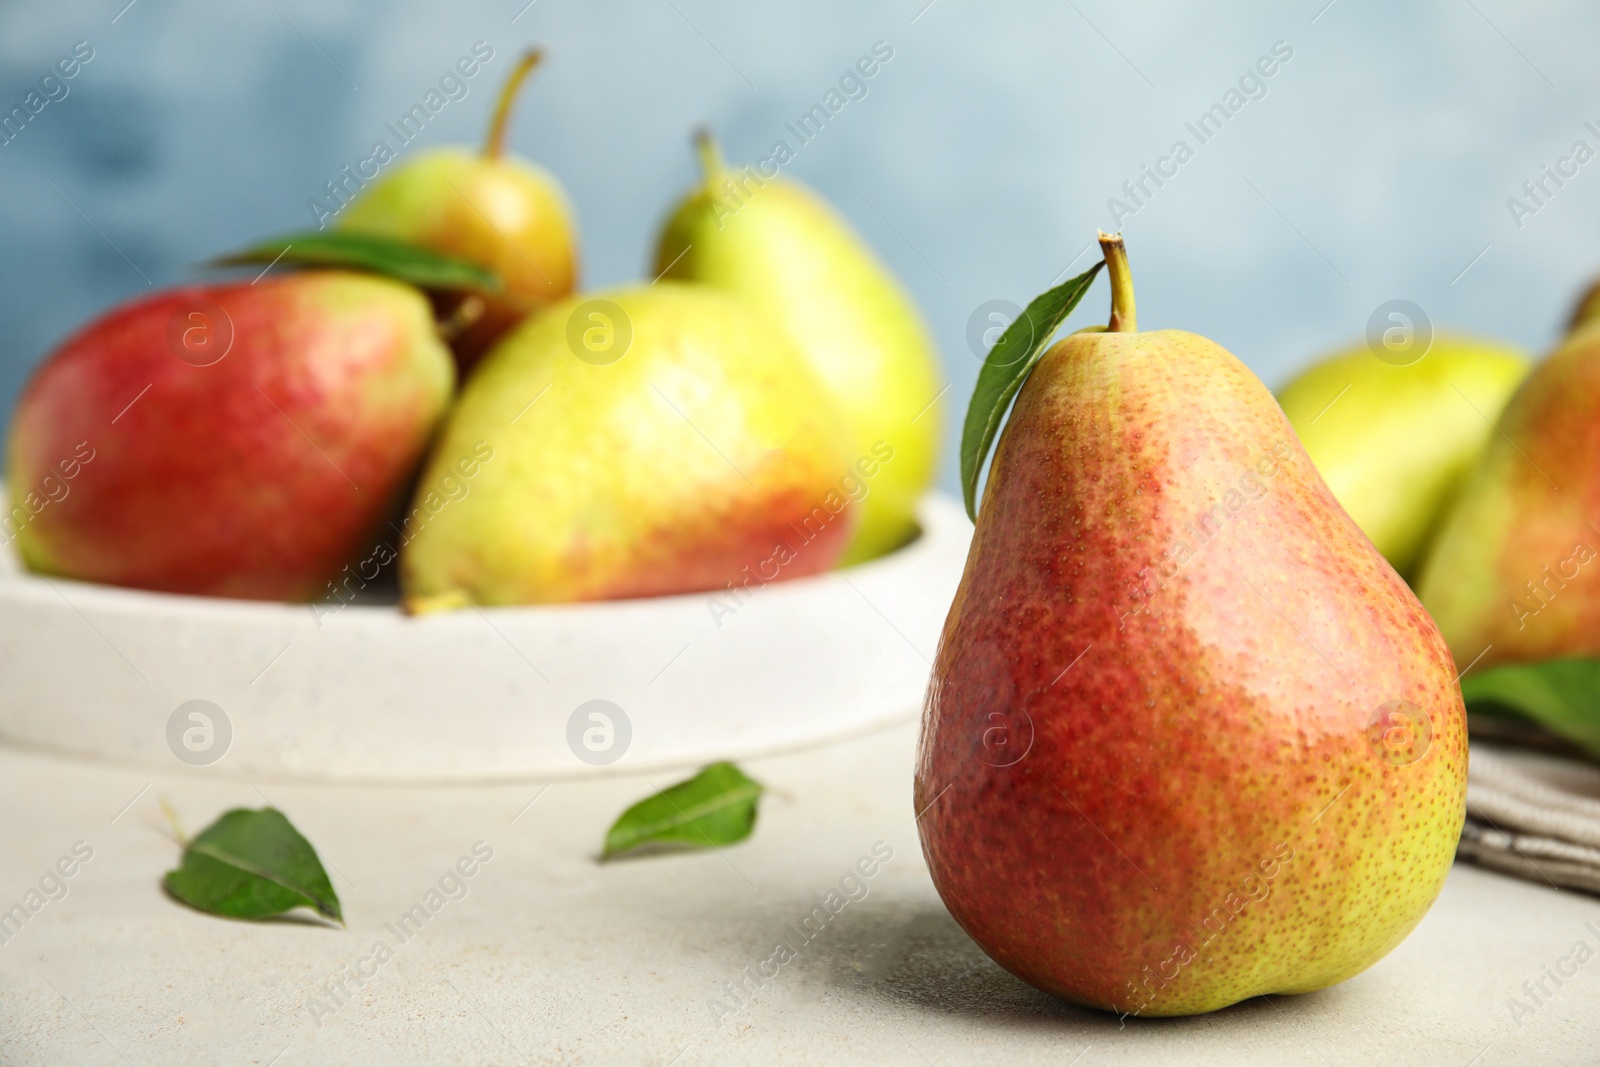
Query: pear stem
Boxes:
[
  {"xmin": 484, "ymin": 49, "xmax": 544, "ymax": 160},
  {"xmin": 694, "ymin": 127, "xmax": 726, "ymax": 186},
  {"xmin": 1099, "ymin": 231, "xmax": 1137, "ymax": 333},
  {"xmin": 437, "ymin": 295, "xmax": 487, "ymax": 343}
]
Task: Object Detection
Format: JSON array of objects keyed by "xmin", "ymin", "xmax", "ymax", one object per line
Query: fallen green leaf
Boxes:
[
  {"xmin": 210, "ymin": 231, "xmax": 502, "ymax": 293},
  {"xmin": 959, "ymin": 261, "xmax": 1105, "ymax": 521},
  {"xmin": 1461, "ymin": 657, "xmax": 1600, "ymax": 759},
  {"xmin": 602, "ymin": 762, "xmax": 764, "ymax": 860},
  {"xmin": 163, "ymin": 807, "xmax": 342, "ymax": 924}
]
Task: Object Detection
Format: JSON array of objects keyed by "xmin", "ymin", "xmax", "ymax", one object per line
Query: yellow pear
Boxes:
[
  {"xmin": 400, "ymin": 284, "xmax": 856, "ymax": 608},
  {"xmin": 1277, "ymin": 336, "xmax": 1529, "ymax": 576},
  {"xmin": 339, "ymin": 50, "xmax": 578, "ymax": 367},
  {"xmin": 653, "ymin": 131, "xmax": 942, "ymax": 564}
]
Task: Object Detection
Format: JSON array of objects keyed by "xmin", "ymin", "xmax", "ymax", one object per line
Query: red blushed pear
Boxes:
[
  {"xmin": 338, "ymin": 49, "xmax": 579, "ymax": 368},
  {"xmin": 6, "ymin": 273, "xmax": 454, "ymax": 600},
  {"xmin": 1415, "ymin": 319, "xmax": 1600, "ymax": 668},
  {"xmin": 915, "ymin": 234, "xmax": 1465, "ymax": 1017}
]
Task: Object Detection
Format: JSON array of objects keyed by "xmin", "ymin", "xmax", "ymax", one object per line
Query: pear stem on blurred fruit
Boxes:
[
  {"xmin": 437, "ymin": 295, "xmax": 487, "ymax": 343},
  {"xmin": 1099, "ymin": 231, "xmax": 1137, "ymax": 333},
  {"xmin": 694, "ymin": 127, "xmax": 726, "ymax": 186},
  {"xmin": 484, "ymin": 49, "xmax": 544, "ymax": 160}
]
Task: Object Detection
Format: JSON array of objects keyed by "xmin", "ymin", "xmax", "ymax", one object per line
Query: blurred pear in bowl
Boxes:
[
  {"xmin": 653, "ymin": 130, "xmax": 942, "ymax": 565},
  {"xmin": 339, "ymin": 49, "xmax": 578, "ymax": 367},
  {"xmin": 401, "ymin": 284, "xmax": 857, "ymax": 611},
  {"xmin": 6, "ymin": 273, "xmax": 455, "ymax": 601},
  {"xmin": 1277, "ymin": 335, "xmax": 1529, "ymax": 577}
]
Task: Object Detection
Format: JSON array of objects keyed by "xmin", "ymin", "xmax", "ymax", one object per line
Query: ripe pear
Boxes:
[
  {"xmin": 653, "ymin": 131, "xmax": 942, "ymax": 565},
  {"xmin": 400, "ymin": 284, "xmax": 857, "ymax": 609},
  {"xmin": 6, "ymin": 273, "xmax": 454, "ymax": 600},
  {"xmin": 916, "ymin": 235, "xmax": 1465, "ymax": 1017},
  {"xmin": 1277, "ymin": 336, "xmax": 1529, "ymax": 576},
  {"xmin": 1415, "ymin": 326, "xmax": 1600, "ymax": 669},
  {"xmin": 339, "ymin": 50, "xmax": 578, "ymax": 366}
]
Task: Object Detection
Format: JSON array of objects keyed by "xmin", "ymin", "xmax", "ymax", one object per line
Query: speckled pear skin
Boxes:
[
  {"xmin": 1416, "ymin": 326, "xmax": 1600, "ymax": 669},
  {"xmin": 915, "ymin": 327, "xmax": 1466, "ymax": 1017}
]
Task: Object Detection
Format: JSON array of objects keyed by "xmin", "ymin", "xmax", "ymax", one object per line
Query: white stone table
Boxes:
[{"xmin": 0, "ymin": 722, "xmax": 1594, "ymax": 1065}]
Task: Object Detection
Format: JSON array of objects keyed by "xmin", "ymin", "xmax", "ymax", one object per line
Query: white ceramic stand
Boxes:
[{"xmin": 0, "ymin": 492, "xmax": 970, "ymax": 783}]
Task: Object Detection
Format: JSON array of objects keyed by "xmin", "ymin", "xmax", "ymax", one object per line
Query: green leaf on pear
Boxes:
[
  {"xmin": 602, "ymin": 762, "xmax": 764, "ymax": 860},
  {"xmin": 959, "ymin": 262, "xmax": 1105, "ymax": 521},
  {"xmin": 211, "ymin": 232, "xmax": 502, "ymax": 293},
  {"xmin": 1460, "ymin": 658, "xmax": 1600, "ymax": 758},
  {"xmin": 163, "ymin": 807, "xmax": 343, "ymax": 924}
]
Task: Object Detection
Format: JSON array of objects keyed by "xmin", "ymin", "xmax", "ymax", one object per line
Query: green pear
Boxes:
[
  {"xmin": 653, "ymin": 131, "xmax": 942, "ymax": 565},
  {"xmin": 339, "ymin": 50, "xmax": 578, "ymax": 367},
  {"xmin": 917, "ymin": 234, "xmax": 1465, "ymax": 1016},
  {"xmin": 1416, "ymin": 326, "xmax": 1600, "ymax": 668},
  {"xmin": 400, "ymin": 284, "xmax": 857, "ymax": 609},
  {"xmin": 1277, "ymin": 336, "xmax": 1529, "ymax": 576}
]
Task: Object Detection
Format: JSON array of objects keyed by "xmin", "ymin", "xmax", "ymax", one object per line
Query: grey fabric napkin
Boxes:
[{"xmin": 1458, "ymin": 729, "xmax": 1600, "ymax": 896}]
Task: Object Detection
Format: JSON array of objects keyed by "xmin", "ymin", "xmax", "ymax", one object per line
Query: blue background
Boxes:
[{"xmin": 1, "ymin": 0, "xmax": 1595, "ymax": 493}]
